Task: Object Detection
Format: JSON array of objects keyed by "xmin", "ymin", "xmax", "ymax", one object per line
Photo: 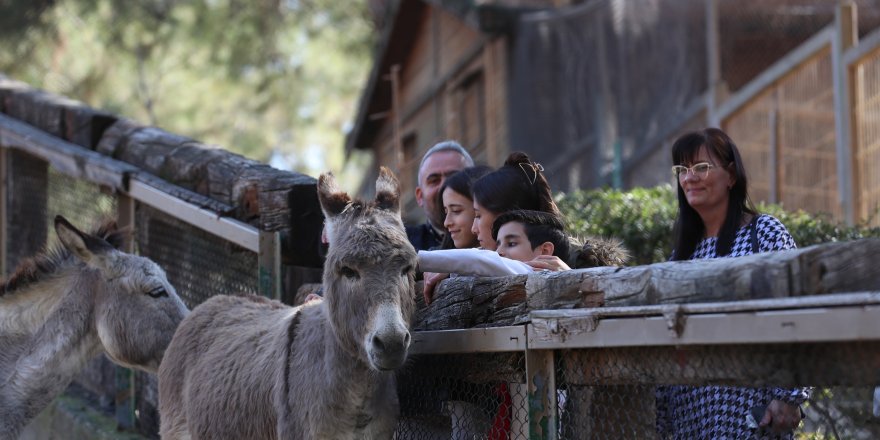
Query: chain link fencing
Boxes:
[
  {"xmin": 554, "ymin": 343, "xmax": 880, "ymax": 439},
  {"xmin": 395, "ymin": 352, "xmax": 529, "ymax": 440}
]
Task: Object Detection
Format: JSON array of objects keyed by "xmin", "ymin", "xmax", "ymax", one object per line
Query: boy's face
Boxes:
[{"xmin": 495, "ymin": 221, "xmax": 546, "ymax": 262}]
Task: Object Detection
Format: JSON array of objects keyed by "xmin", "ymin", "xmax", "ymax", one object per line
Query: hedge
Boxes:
[{"xmin": 557, "ymin": 184, "xmax": 880, "ymax": 266}]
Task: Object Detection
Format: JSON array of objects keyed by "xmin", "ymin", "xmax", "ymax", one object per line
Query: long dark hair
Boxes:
[
  {"xmin": 671, "ymin": 128, "xmax": 757, "ymax": 260},
  {"xmin": 437, "ymin": 165, "xmax": 493, "ymax": 249},
  {"xmin": 472, "ymin": 152, "xmax": 560, "ymax": 218}
]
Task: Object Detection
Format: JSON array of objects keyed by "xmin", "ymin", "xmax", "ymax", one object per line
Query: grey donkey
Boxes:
[
  {"xmin": 0, "ymin": 216, "xmax": 188, "ymax": 439},
  {"xmin": 159, "ymin": 167, "xmax": 418, "ymax": 439}
]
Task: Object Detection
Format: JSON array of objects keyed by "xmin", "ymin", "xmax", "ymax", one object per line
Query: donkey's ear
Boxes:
[
  {"xmin": 317, "ymin": 172, "xmax": 351, "ymax": 218},
  {"xmin": 373, "ymin": 166, "xmax": 400, "ymax": 213},
  {"xmin": 55, "ymin": 216, "xmax": 115, "ymax": 264},
  {"xmin": 94, "ymin": 219, "xmax": 131, "ymax": 251}
]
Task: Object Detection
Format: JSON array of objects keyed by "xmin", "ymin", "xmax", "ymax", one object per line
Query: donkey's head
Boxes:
[
  {"xmin": 54, "ymin": 216, "xmax": 188, "ymax": 373},
  {"xmin": 317, "ymin": 167, "xmax": 417, "ymax": 371}
]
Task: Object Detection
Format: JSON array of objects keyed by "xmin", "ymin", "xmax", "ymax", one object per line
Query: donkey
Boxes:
[
  {"xmin": 0, "ymin": 216, "xmax": 188, "ymax": 439},
  {"xmin": 159, "ymin": 167, "xmax": 417, "ymax": 440}
]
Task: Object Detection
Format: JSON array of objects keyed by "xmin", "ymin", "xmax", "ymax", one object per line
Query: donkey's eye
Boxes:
[
  {"xmin": 339, "ymin": 266, "xmax": 360, "ymax": 280},
  {"xmin": 147, "ymin": 287, "xmax": 168, "ymax": 298}
]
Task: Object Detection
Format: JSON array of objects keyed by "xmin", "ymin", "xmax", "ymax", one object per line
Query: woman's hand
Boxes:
[
  {"xmin": 525, "ymin": 255, "xmax": 571, "ymax": 272},
  {"xmin": 423, "ymin": 272, "xmax": 450, "ymax": 305},
  {"xmin": 759, "ymin": 399, "xmax": 802, "ymax": 433}
]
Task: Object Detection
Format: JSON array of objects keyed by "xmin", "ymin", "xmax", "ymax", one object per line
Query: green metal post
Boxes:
[
  {"xmin": 527, "ymin": 349, "xmax": 557, "ymax": 440},
  {"xmin": 258, "ymin": 230, "xmax": 282, "ymax": 300}
]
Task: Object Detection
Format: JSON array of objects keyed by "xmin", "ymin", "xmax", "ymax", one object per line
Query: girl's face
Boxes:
[
  {"xmin": 471, "ymin": 199, "xmax": 499, "ymax": 250},
  {"xmin": 442, "ymin": 188, "xmax": 478, "ymax": 249}
]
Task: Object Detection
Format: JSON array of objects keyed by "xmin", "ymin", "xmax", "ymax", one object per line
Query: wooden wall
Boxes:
[{"xmin": 368, "ymin": 4, "xmax": 508, "ymax": 224}]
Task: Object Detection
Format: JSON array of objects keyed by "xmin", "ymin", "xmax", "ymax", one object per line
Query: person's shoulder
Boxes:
[
  {"xmin": 405, "ymin": 223, "xmax": 429, "ymax": 235},
  {"xmin": 405, "ymin": 223, "xmax": 433, "ymax": 250},
  {"xmin": 754, "ymin": 213, "xmax": 797, "ymax": 249},
  {"xmin": 754, "ymin": 213, "xmax": 788, "ymax": 231}
]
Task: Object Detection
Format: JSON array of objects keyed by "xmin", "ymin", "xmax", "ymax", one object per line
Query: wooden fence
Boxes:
[{"xmin": 714, "ymin": 3, "xmax": 880, "ymax": 226}]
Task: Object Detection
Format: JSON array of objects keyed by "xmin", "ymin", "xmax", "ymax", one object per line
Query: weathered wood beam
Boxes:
[
  {"xmin": 0, "ymin": 75, "xmax": 117, "ymax": 149},
  {"xmin": 0, "ymin": 77, "xmax": 326, "ymax": 266},
  {"xmin": 93, "ymin": 119, "xmax": 323, "ymax": 249},
  {"xmin": 0, "ymin": 113, "xmax": 136, "ymax": 189},
  {"xmin": 415, "ymin": 275, "xmax": 529, "ymax": 331},
  {"xmin": 417, "ymin": 239, "xmax": 880, "ymax": 330}
]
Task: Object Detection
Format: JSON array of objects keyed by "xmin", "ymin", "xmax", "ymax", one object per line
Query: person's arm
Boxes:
[
  {"xmin": 760, "ymin": 388, "xmax": 811, "ymax": 433},
  {"xmin": 418, "ymin": 249, "xmax": 533, "ymax": 276},
  {"xmin": 755, "ymin": 215, "xmax": 807, "ymax": 432}
]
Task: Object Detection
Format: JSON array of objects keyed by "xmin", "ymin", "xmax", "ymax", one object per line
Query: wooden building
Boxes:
[
  {"xmin": 346, "ymin": 0, "xmax": 567, "ymax": 223},
  {"xmin": 348, "ymin": 0, "xmax": 880, "ymax": 225}
]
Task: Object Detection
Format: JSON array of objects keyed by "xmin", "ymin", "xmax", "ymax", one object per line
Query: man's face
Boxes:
[{"xmin": 415, "ymin": 150, "xmax": 468, "ymax": 229}]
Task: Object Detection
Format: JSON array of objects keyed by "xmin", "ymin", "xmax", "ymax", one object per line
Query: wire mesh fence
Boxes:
[
  {"xmin": 554, "ymin": 343, "xmax": 880, "ymax": 439},
  {"xmin": 395, "ymin": 352, "xmax": 529, "ymax": 440},
  {"xmin": 135, "ymin": 204, "xmax": 258, "ymax": 310},
  {"xmin": 5, "ymin": 152, "xmax": 119, "ymax": 272},
  {"xmin": 510, "ymin": 0, "xmax": 708, "ymax": 193}
]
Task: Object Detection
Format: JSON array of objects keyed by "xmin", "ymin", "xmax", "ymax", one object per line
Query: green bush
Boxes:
[{"xmin": 557, "ymin": 185, "xmax": 880, "ymax": 266}]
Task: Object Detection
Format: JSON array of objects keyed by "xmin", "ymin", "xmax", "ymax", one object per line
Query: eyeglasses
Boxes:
[{"xmin": 672, "ymin": 162, "xmax": 715, "ymax": 179}]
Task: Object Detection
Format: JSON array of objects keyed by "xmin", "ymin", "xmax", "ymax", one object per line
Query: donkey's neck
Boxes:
[
  {"xmin": 0, "ymin": 271, "xmax": 102, "ymax": 431},
  {"xmin": 0, "ymin": 271, "xmax": 76, "ymax": 336},
  {"xmin": 282, "ymin": 303, "xmax": 394, "ymax": 437},
  {"xmin": 319, "ymin": 317, "xmax": 397, "ymax": 438}
]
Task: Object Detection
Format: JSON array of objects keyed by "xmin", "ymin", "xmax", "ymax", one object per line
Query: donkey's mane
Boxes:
[{"xmin": 1, "ymin": 219, "xmax": 127, "ymax": 298}]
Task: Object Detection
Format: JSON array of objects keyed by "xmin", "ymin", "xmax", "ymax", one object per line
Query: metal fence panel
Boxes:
[
  {"xmin": 554, "ymin": 343, "xmax": 880, "ymax": 439},
  {"xmin": 6, "ymin": 151, "xmax": 49, "ymax": 272},
  {"xmin": 135, "ymin": 204, "xmax": 258, "ymax": 310},
  {"xmin": 395, "ymin": 352, "xmax": 528, "ymax": 440}
]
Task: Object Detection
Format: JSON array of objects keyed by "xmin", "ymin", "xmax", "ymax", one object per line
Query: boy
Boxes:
[{"xmin": 492, "ymin": 210, "xmax": 570, "ymax": 266}]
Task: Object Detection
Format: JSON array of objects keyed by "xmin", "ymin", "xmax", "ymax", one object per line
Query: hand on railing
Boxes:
[
  {"xmin": 423, "ymin": 272, "xmax": 449, "ymax": 305},
  {"xmin": 759, "ymin": 399, "xmax": 802, "ymax": 433}
]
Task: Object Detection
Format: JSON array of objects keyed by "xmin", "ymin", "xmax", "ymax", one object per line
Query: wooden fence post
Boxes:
[
  {"xmin": 833, "ymin": 1, "xmax": 858, "ymax": 225},
  {"xmin": 259, "ymin": 230, "xmax": 282, "ymax": 300},
  {"xmin": 706, "ymin": 0, "xmax": 723, "ymax": 127}
]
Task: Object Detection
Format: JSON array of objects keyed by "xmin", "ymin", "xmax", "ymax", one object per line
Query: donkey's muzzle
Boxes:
[{"xmin": 369, "ymin": 330, "xmax": 411, "ymax": 370}]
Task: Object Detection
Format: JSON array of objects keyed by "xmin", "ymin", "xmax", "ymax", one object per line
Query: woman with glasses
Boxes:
[{"xmin": 656, "ymin": 128, "xmax": 809, "ymax": 439}]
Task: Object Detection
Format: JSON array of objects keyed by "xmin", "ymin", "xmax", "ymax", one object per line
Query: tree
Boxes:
[{"xmin": 0, "ymin": 0, "xmax": 375, "ymax": 185}]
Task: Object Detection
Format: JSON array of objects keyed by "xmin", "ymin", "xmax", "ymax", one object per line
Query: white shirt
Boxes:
[{"xmin": 417, "ymin": 249, "xmax": 533, "ymax": 276}]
